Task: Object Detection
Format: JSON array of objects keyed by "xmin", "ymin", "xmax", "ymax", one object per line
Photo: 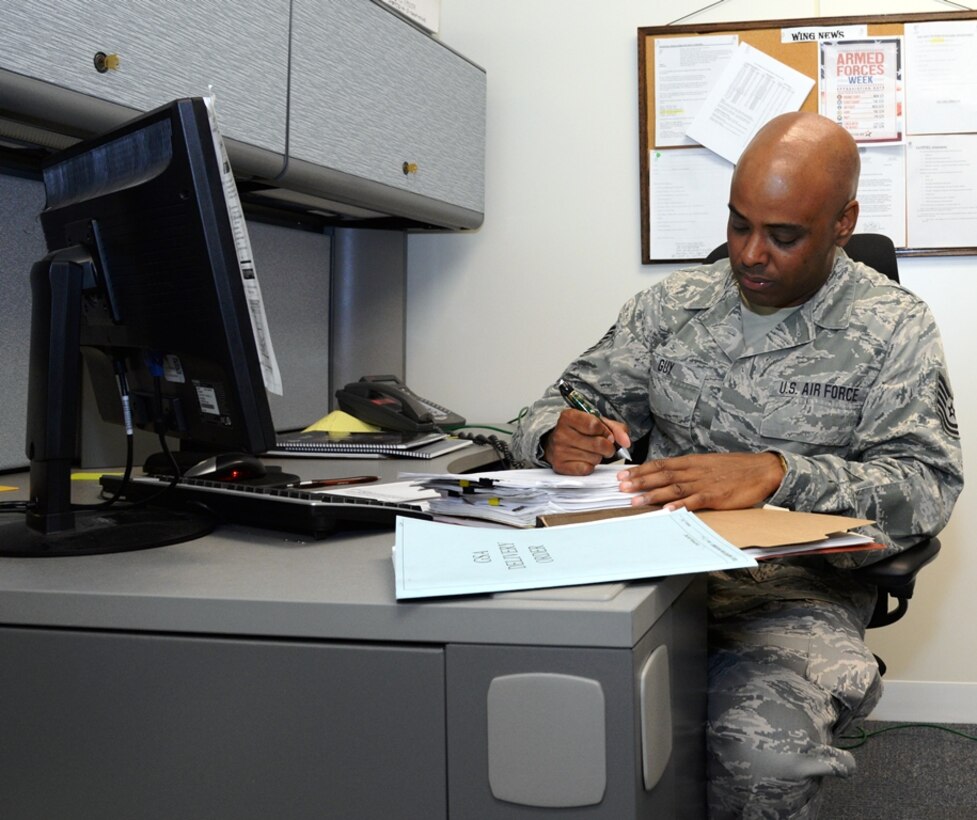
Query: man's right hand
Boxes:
[{"xmin": 542, "ymin": 408, "xmax": 631, "ymax": 475}]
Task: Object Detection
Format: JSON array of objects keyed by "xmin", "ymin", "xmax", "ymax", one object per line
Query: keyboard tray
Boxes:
[{"xmin": 99, "ymin": 474, "xmax": 431, "ymax": 539}]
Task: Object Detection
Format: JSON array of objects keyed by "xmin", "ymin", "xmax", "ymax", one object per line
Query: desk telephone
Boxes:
[{"xmin": 336, "ymin": 375, "xmax": 466, "ymax": 433}]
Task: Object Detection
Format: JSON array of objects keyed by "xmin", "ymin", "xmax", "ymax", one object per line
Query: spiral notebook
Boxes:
[{"xmin": 268, "ymin": 430, "xmax": 470, "ymax": 459}]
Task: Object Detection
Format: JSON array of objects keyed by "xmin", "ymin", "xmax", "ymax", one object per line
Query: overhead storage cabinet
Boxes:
[
  {"xmin": 0, "ymin": 0, "xmax": 290, "ymax": 175},
  {"xmin": 285, "ymin": 0, "xmax": 486, "ymax": 228},
  {"xmin": 0, "ymin": 0, "xmax": 485, "ymax": 228}
]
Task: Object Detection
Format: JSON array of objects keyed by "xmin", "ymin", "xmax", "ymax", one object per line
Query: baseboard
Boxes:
[{"xmin": 869, "ymin": 680, "xmax": 977, "ymax": 723}]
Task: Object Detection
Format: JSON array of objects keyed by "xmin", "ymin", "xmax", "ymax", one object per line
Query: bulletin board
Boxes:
[{"xmin": 638, "ymin": 11, "xmax": 977, "ymax": 263}]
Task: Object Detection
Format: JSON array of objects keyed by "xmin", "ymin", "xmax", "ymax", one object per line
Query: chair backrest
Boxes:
[
  {"xmin": 843, "ymin": 233, "xmax": 899, "ymax": 283},
  {"xmin": 704, "ymin": 233, "xmax": 899, "ymax": 283}
]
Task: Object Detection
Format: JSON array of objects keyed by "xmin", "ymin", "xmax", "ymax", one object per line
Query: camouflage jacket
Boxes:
[{"xmin": 511, "ymin": 251, "xmax": 963, "ymax": 562}]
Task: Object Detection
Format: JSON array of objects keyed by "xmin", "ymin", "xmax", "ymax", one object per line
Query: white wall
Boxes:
[{"xmin": 407, "ymin": 0, "xmax": 977, "ymax": 720}]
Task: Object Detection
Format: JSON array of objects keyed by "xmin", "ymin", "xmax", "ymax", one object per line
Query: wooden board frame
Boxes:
[{"xmin": 638, "ymin": 10, "xmax": 977, "ymax": 263}]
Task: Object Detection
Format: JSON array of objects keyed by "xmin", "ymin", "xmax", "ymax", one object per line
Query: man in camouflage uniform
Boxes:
[{"xmin": 510, "ymin": 112, "xmax": 963, "ymax": 818}]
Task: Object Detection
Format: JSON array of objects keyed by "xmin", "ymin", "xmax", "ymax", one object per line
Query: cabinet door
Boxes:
[
  {"xmin": 289, "ymin": 0, "xmax": 486, "ymax": 218},
  {"xmin": 0, "ymin": 0, "xmax": 289, "ymax": 156},
  {"xmin": 0, "ymin": 628, "xmax": 447, "ymax": 820},
  {"xmin": 445, "ymin": 579, "xmax": 709, "ymax": 819}
]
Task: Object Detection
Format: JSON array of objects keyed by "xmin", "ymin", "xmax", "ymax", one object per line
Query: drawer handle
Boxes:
[{"xmin": 402, "ymin": 161, "xmax": 418, "ymax": 175}]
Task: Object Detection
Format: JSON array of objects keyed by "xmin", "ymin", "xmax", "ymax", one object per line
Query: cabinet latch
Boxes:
[{"xmin": 93, "ymin": 52, "xmax": 121, "ymax": 73}]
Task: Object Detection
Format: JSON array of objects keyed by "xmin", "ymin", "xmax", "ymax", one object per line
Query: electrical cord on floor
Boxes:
[{"xmin": 838, "ymin": 722, "xmax": 977, "ymax": 750}]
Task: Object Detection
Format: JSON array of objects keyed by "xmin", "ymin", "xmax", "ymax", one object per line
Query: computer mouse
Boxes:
[{"xmin": 183, "ymin": 453, "xmax": 268, "ymax": 482}]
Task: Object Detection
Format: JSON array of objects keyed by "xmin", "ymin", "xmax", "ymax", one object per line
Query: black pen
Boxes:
[
  {"xmin": 284, "ymin": 476, "xmax": 379, "ymax": 489},
  {"xmin": 557, "ymin": 379, "xmax": 632, "ymax": 461}
]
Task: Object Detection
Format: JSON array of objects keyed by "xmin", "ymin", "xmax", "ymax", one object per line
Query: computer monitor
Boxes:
[{"xmin": 0, "ymin": 98, "xmax": 277, "ymax": 557}]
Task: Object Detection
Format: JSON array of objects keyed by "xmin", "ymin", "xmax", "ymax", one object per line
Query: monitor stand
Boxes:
[
  {"xmin": 0, "ymin": 249, "xmax": 218, "ymax": 558},
  {"xmin": 0, "ymin": 506, "xmax": 218, "ymax": 558}
]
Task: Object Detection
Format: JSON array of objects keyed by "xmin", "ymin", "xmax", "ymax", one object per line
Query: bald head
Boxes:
[
  {"xmin": 734, "ymin": 112, "xmax": 860, "ymax": 212},
  {"xmin": 726, "ymin": 113, "xmax": 862, "ymax": 308}
]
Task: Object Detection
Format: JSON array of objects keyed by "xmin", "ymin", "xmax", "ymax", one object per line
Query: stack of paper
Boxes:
[
  {"xmin": 399, "ymin": 465, "xmax": 640, "ymax": 527},
  {"xmin": 395, "ymin": 467, "xmax": 883, "ymax": 563},
  {"xmin": 393, "ymin": 507, "xmax": 757, "ymax": 599}
]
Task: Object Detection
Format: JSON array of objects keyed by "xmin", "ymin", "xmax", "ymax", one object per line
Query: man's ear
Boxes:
[{"xmin": 835, "ymin": 199, "xmax": 859, "ymax": 246}]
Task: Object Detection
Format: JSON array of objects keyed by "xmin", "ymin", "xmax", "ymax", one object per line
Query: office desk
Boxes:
[{"xmin": 0, "ymin": 448, "xmax": 707, "ymax": 819}]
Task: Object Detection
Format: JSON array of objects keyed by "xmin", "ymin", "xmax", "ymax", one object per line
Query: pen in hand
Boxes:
[{"xmin": 557, "ymin": 379, "xmax": 632, "ymax": 461}]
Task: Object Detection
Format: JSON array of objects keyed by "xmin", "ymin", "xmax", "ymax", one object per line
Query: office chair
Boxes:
[{"xmin": 700, "ymin": 233, "xmax": 942, "ymax": 656}]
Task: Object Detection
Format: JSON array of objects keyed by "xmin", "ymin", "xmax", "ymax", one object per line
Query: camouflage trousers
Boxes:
[{"xmin": 706, "ymin": 588, "xmax": 882, "ymax": 819}]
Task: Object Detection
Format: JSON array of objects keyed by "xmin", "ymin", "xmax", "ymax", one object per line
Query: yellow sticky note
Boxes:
[{"xmin": 303, "ymin": 410, "xmax": 381, "ymax": 433}]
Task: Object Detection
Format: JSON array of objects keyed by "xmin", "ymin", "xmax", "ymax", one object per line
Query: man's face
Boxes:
[{"xmin": 726, "ymin": 164, "xmax": 847, "ymax": 309}]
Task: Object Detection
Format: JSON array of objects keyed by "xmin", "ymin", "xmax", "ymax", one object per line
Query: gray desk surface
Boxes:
[{"xmin": 0, "ymin": 446, "xmax": 693, "ymax": 649}]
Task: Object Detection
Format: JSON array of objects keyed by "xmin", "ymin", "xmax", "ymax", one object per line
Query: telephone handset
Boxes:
[{"xmin": 335, "ymin": 375, "xmax": 466, "ymax": 433}]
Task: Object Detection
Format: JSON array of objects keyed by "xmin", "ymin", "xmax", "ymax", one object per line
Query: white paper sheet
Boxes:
[
  {"xmin": 203, "ymin": 96, "xmax": 283, "ymax": 395},
  {"xmin": 648, "ymin": 147, "xmax": 733, "ymax": 260},
  {"xmin": 905, "ymin": 20, "xmax": 977, "ymax": 135},
  {"xmin": 685, "ymin": 42, "xmax": 815, "ymax": 164},
  {"xmin": 321, "ymin": 480, "xmax": 439, "ymax": 505},
  {"xmin": 654, "ymin": 34, "xmax": 738, "ymax": 147},
  {"xmin": 855, "ymin": 145, "xmax": 907, "ymax": 246},
  {"xmin": 392, "ymin": 508, "xmax": 756, "ymax": 599},
  {"xmin": 906, "ymin": 135, "xmax": 977, "ymax": 248}
]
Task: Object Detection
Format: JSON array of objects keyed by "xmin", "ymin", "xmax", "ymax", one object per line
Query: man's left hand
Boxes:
[{"xmin": 618, "ymin": 452, "xmax": 785, "ymax": 511}]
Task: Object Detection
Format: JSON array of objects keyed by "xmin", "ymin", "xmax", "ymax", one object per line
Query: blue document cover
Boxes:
[{"xmin": 393, "ymin": 508, "xmax": 756, "ymax": 599}]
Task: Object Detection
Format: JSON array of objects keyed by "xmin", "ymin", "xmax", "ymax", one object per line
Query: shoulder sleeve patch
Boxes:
[{"xmin": 937, "ymin": 372, "xmax": 959, "ymax": 439}]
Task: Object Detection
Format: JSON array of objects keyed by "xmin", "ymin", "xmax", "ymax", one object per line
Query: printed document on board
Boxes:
[
  {"xmin": 819, "ymin": 38, "xmax": 903, "ymax": 143},
  {"xmin": 648, "ymin": 147, "xmax": 733, "ymax": 260},
  {"xmin": 904, "ymin": 20, "xmax": 977, "ymax": 135},
  {"xmin": 856, "ymin": 145, "xmax": 907, "ymax": 246},
  {"xmin": 685, "ymin": 42, "xmax": 814, "ymax": 164},
  {"xmin": 654, "ymin": 34, "xmax": 738, "ymax": 147},
  {"xmin": 906, "ymin": 135, "xmax": 977, "ymax": 248}
]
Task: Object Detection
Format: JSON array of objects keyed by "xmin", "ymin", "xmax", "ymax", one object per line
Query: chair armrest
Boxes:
[
  {"xmin": 853, "ymin": 537, "xmax": 941, "ymax": 629},
  {"xmin": 852, "ymin": 537, "xmax": 941, "ymax": 590}
]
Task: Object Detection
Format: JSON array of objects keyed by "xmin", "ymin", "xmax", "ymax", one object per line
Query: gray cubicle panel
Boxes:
[
  {"xmin": 247, "ymin": 220, "xmax": 331, "ymax": 432},
  {"xmin": 0, "ymin": 173, "xmax": 44, "ymax": 469}
]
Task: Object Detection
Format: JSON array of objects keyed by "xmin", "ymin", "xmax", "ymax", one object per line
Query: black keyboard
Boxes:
[{"xmin": 99, "ymin": 474, "xmax": 432, "ymax": 539}]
